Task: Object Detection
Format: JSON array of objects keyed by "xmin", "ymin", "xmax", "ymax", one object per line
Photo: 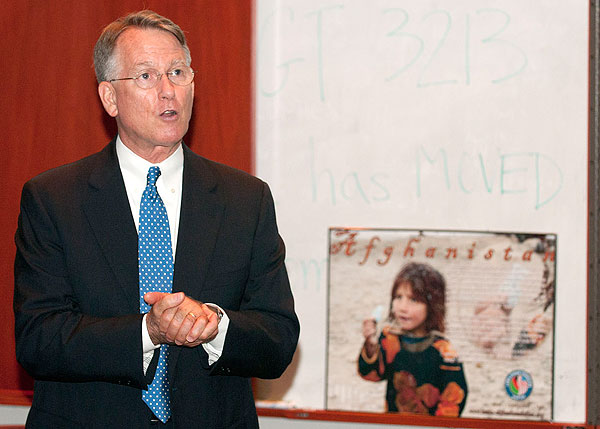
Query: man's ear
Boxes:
[{"xmin": 98, "ymin": 82, "xmax": 118, "ymax": 117}]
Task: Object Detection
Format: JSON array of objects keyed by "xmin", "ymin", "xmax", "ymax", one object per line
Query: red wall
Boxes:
[{"xmin": 0, "ymin": 1, "xmax": 252, "ymax": 399}]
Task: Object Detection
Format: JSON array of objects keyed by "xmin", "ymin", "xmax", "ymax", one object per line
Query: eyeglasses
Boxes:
[{"xmin": 109, "ymin": 66, "xmax": 195, "ymax": 89}]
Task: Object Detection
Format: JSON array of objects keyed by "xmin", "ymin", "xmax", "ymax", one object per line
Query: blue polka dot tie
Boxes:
[{"xmin": 139, "ymin": 166, "xmax": 173, "ymax": 423}]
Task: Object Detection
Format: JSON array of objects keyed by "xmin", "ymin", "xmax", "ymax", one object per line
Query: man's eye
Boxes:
[
  {"xmin": 139, "ymin": 72, "xmax": 151, "ymax": 80},
  {"xmin": 170, "ymin": 69, "xmax": 183, "ymax": 76}
]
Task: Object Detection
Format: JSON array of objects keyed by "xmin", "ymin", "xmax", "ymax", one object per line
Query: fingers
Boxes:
[
  {"xmin": 143, "ymin": 291, "xmax": 166, "ymax": 305},
  {"xmin": 362, "ymin": 318, "xmax": 376, "ymax": 331},
  {"xmin": 145, "ymin": 293, "xmax": 185, "ymax": 345},
  {"xmin": 160, "ymin": 299, "xmax": 219, "ymax": 347},
  {"xmin": 145, "ymin": 292, "xmax": 194, "ymax": 345},
  {"xmin": 145, "ymin": 291, "xmax": 184, "ymax": 310},
  {"xmin": 144, "ymin": 292, "xmax": 221, "ymax": 347},
  {"xmin": 166, "ymin": 305, "xmax": 201, "ymax": 345},
  {"xmin": 158, "ymin": 305, "xmax": 179, "ymax": 338},
  {"xmin": 362, "ymin": 319, "xmax": 377, "ymax": 340},
  {"xmin": 185, "ymin": 305, "xmax": 219, "ymax": 345}
]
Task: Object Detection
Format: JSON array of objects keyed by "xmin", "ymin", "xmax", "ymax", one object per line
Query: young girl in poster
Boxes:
[{"xmin": 358, "ymin": 262, "xmax": 468, "ymax": 416}]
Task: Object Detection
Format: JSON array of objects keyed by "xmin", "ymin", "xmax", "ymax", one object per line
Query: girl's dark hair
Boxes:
[{"xmin": 389, "ymin": 262, "xmax": 446, "ymax": 333}]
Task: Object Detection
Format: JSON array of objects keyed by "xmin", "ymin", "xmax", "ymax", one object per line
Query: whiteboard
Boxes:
[{"xmin": 254, "ymin": 0, "xmax": 588, "ymax": 422}]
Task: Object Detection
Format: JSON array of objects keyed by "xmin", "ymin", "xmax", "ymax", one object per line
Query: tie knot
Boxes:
[{"xmin": 146, "ymin": 166, "xmax": 161, "ymax": 188}]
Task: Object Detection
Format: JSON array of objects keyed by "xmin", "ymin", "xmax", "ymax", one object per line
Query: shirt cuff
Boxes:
[
  {"xmin": 142, "ymin": 313, "xmax": 161, "ymax": 353},
  {"xmin": 142, "ymin": 314, "xmax": 160, "ymax": 374},
  {"xmin": 202, "ymin": 304, "xmax": 229, "ymax": 365}
]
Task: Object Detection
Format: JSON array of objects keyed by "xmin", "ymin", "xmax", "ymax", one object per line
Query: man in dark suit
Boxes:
[{"xmin": 13, "ymin": 10, "xmax": 299, "ymax": 428}]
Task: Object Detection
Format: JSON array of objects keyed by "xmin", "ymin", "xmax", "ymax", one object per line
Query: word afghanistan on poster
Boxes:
[{"xmin": 326, "ymin": 228, "xmax": 555, "ymax": 421}]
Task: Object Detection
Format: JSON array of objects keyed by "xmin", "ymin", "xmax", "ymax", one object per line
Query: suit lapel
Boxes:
[
  {"xmin": 82, "ymin": 142, "xmax": 140, "ymax": 311},
  {"xmin": 173, "ymin": 146, "xmax": 224, "ymax": 296}
]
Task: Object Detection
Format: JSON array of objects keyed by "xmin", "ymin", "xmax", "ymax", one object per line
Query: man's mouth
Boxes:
[{"xmin": 161, "ymin": 110, "xmax": 177, "ymax": 117}]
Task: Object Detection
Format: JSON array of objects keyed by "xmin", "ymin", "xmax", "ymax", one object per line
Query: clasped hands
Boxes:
[{"xmin": 145, "ymin": 292, "xmax": 219, "ymax": 347}]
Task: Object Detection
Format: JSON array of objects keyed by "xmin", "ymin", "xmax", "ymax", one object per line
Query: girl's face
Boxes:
[{"xmin": 391, "ymin": 282, "xmax": 428, "ymax": 336}]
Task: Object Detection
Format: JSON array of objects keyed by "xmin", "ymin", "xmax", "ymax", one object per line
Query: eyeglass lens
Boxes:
[{"xmin": 136, "ymin": 67, "xmax": 194, "ymax": 89}]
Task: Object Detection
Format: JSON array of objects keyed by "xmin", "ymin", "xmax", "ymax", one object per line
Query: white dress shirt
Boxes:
[{"xmin": 116, "ymin": 136, "xmax": 228, "ymax": 369}]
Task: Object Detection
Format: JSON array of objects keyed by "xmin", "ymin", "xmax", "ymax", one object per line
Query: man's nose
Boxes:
[{"xmin": 158, "ymin": 74, "xmax": 175, "ymax": 98}]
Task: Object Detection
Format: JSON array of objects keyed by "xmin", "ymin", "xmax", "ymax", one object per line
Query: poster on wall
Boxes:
[{"xmin": 326, "ymin": 228, "xmax": 555, "ymax": 421}]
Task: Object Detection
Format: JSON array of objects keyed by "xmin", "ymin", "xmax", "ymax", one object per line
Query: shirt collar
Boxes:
[{"xmin": 115, "ymin": 135, "xmax": 184, "ymax": 186}]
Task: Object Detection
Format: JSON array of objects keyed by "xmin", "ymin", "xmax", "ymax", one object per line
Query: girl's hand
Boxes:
[{"xmin": 362, "ymin": 318, "xmax": 377, "ymax": 343}]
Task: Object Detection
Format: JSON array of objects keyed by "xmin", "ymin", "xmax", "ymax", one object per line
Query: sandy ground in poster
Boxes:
[{"xmin": 326, "ymin": 229, "xmax": 555, "ymax": 421}]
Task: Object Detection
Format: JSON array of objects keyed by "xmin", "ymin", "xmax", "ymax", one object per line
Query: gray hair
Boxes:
[{"xmin": 93, "ymin": 10, "xmax": 192, "ymax": 83}]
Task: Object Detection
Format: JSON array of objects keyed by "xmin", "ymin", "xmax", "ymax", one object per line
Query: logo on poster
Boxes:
[{"xmin": 505, "ymin": 370, "xmax": 533, "ymax": 400}]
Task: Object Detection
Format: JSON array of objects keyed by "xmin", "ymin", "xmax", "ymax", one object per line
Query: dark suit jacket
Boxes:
[{"xmin": 14, "ymin": 140, "xmax": 300, "ymax": 428}]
